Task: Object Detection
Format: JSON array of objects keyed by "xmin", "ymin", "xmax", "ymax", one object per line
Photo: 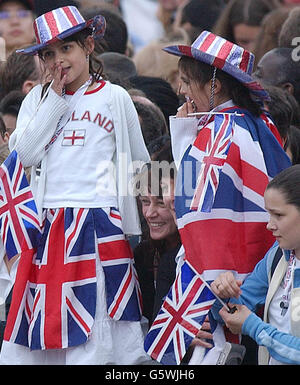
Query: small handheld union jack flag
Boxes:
[
  {"xmin": 144, "ymin": 260, "xmax": 215, "ymax": 365},
  {"xmin": 0, "ymin": 150, "xmax": 41, "ymax": 260}
]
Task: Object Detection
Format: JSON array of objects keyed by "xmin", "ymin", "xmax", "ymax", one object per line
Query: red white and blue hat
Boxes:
[
  {"xmin": 17, "ymin": 6, "xmax": 106, "ymax": 55},
  {"xmin": 163, "ymin": 30, "xmax": 269, "ymax": 101}
]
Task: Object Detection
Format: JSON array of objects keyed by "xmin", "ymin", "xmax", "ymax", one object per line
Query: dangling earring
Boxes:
[{"xmin": 209, "ymin": 67, "xmax": 217, "ymax": 111}]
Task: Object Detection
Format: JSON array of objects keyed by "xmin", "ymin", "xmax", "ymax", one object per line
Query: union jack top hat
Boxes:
[
  {"xmin": 17, "ymin": 6, "xmax": 106, "ymax": 55},
  {"xmin": 163, "ymin": 30, "xmax": 269, "ymax": 101}
]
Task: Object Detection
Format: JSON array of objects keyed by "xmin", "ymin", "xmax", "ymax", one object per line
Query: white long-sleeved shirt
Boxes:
[{"xmin": 9, "ymin": 80, "xmax": 150, "ymax": 234}]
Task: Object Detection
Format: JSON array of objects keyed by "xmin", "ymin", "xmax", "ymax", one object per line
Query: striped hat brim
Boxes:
[
  {"xmin": 17, "ymin": 15, "xmax": 105, "ymax": 55},
  {"xmin": 163, "ymin": 44, "xmax": 269, "ymax": 101}
]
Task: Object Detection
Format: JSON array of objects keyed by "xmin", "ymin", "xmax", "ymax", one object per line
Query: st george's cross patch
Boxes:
[{"xmin": 62, "ymin": 130, "xmax": 86, "ymax": 146}]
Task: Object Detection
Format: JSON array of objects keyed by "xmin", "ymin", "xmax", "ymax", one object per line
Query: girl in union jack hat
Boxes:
[
  {"xmin": 144, "ymin": 31, "xmax": 292, "ymax": 365},
  {"xmin": 0, "ymin": 5, "xmax": 150, "ymax": 364}
]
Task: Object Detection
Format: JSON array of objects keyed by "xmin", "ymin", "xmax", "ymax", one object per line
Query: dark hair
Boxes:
[
  {"xmin": 0, "ymin": 115, "xmax": 6, "ymax": 140},
  {"xmin": 213, "ymin": 0, "xmax": 279, "ymax": 43},
  {"xmin": 33, "ymin": 0, "xmax": 78, "ymax": 16},
  {"xmin": 132, "ymin": 101, "xmax": 167, "ymax": 147},
  {"xmin": 0, "ymin": 51, "xmax": 40, "ymax": 97},
  {"xmin": 129, "ymin": 76, "xmax": 179, "ymax": 127},
  {"xmin": 136, "ymin": 140, "xmax": 180, "ymax": 250},
  {"xmin": 263, "ymin": 86, "xmax": 295, "ymax": 141},
  {"xmin": 267, "ymin": 164, "xmax": 300, "ymax": 210},
  {"xmin": 147, "ymin": 134, "xmax": 171, "ymax": 157},
  {"xmin": 99, "ymin": 52, "xmax": 137, "ymax": 81},
  {"xmin": 136, "ymin": 139, "xmax": 175, "ymax": 198},
  {"xmin": 179, "ymin": 56, "xmax": 262, "ymax": 116},
  {"xmin": 152, "ymin": 139, "xmax": 176, "ymax": 182},
  {"xmin": 253, "ymin": 7, "xmax": 290, "ymax": 65},
  {"xmin": 278, "ymin": 6, "xmax": 300, "ymax": 48},
  {"xmin": 284, "ymin": 125, "xmax": 300, "ymax": 165},
  {"xmin": 180, "ymin": 0, "xmax": 224, "ymax": 41},
  {"xmin": 81, "ymin": 8, "xmax": 128, "ymax": 55},
  {"xmin": 0, "ymin": 90, "xmax": 25, "ymax": 117}
]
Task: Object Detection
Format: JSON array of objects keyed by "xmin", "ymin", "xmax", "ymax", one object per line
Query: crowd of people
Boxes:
[{"xmin": 0, "ymin": 0, "xmax": 300, "ymax": 366}]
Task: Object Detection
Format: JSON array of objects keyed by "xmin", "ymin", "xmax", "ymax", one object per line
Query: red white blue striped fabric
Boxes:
[
  {"xmin": 0, "ymin": 150, "xmax": 41, "ymax": 260},
  {"xmin": 144, "ymin": 259, "xmax": 215, "ymax": 365},
  {"xmin": 163, "ymin": 30, "xmax": 269, "ymax": 101},
  {"xmin": 4, "ymin": 208, "xmax": 97, "ymax": 350},
  {"xmin": 145, "ymin": 108, "xmax": 291, "ymax": 364},
  {"xmin": 4, "ymin": 207, "xmax": 142, "ymax": 350},
  {"xmin": 192, "ymin": 30, "xmax": 253, "ymax": 75},
  {"xmin": 96, "ymin": 208, "xmax": 142, "ymax": 321},
  {"xmin": 34, "ymin": 6, "xmax": 84, "ymax": 45},
  {"xmin": 176, "ymin": 108, "xmax": 291, "ymax": 278},
  {"xmin": 17, "ymin": 6, "xmax": 106, "ymax": 55},
  {"xmin": 189, "ymin": 114, "xmax": 233, "ymax": 211}
]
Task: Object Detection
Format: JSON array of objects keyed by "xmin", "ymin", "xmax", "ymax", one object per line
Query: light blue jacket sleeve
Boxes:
[
  {"xmin": 210, "ymin": 245, "xmax": 273, "ymax": 320},
  {"xmin": 212, "ymin": 243, "xmax": 300, "ymax": 364},
  {"xmin": 243, "ymin": 313, "xmax": 300, "ymax": 364}
]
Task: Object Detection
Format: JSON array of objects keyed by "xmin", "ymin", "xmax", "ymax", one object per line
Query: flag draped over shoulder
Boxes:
[
  {"xmin": 145, "ymin": 107, "xmax": 291, "ymax": 364},
  {"xmin": 0, "ymin": 150, "xmax": 41, "ymax": 260},
  {"xmin": 176, "ymin": 108, "xmax": 291, "ymax": 277}
]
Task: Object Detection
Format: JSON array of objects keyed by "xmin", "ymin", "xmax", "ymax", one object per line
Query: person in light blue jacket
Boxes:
[{"xmin": 211, "ymin": 164, "xmax": 300, "ymax": 365}]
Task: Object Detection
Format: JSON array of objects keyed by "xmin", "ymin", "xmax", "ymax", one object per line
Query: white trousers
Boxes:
[{"xmin": 0, "ymin": 254, "xmax": 150, "ymax": 365}]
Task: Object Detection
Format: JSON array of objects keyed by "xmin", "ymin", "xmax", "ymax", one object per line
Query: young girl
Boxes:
[
  {"xmin": 212, "ymin": 164, "xmax": 300, "ymax": 365},
  {"xmin": 0, "ymin": 6, "xmax": 150, "ymax": 365},
  {"xmin": 157, "ymin": 30, "xmax": 290, "ymax": 364}
]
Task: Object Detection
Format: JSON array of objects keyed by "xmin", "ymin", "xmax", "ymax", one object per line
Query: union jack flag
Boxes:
[
  {"xmin": 96, "ymin": 208, "xmax": 142, "ymax": 321},
  {"xmin": 4, "ymin": 208, "xmax": 97, "ymax": 350},
  {"xmin": 144, "ymin": 260, "xmax": 215, "ymax": 365},
  {"xmin": 176, "ymin": 107, "xmax": 291, "ymax": 277},
  {"xmin": 189, "ymin": 114, "xmax": 233, "ymax": 211},
  {"xmin": 147, "ymin": 107, "xmax": 291, "ymax": 364},
  {"xmin": 0, "ymin": 150, "xmax": 41, "ymax": 260}
]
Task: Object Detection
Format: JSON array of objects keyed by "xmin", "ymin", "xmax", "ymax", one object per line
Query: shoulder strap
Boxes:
[
  {"xmin": 271, "ymin": 247, "xmax": 283, "ymax": 278},
  {"xmin": 259, "ymin": 250, "xmax": 288, "ymax": 365}
]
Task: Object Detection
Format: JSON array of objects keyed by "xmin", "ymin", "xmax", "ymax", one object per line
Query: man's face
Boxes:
[{"xmin": 253, "ymin": 50, "xmax": 285, "ymax": 87}]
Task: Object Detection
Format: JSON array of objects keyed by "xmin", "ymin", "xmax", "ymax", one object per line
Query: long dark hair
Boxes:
[
  {"xmin": 266, "ymin": 165, "xmax": 300, "ymax": 211},
  {"xmin": 39, "ymin": 27, "xmax": 104, "ymax": 97},
  {"xmin": 179, "ymin": 56, "xmax": 262, "ymax": 116}
]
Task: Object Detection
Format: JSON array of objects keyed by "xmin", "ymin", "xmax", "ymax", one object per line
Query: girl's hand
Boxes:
[
  {"xmin": 211, "ymin": 271, "xmax": 243, "ymax": 299},
  {"xmin": 219, "ymin": 304, "xmax": 251, "ymax": 334},
  {"xmin": 51, "ymin": 64, "xmax": 67, "ymax": 96},
  {"xmin": 176, "ymin": 98, "xmax": 195, "ymax": 118}
]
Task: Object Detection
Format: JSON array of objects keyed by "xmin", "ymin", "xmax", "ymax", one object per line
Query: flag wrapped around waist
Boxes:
[
  {"xmin": 0, "ymin": 150, "xmax": 41, "ymax": 260},
  {"xmin": 95, "ymin": 207, "xmax": 142, "ymax": 321},
  {"xmin": 4, "ymin": 207, "xmax": 142, "ymax": 350}
]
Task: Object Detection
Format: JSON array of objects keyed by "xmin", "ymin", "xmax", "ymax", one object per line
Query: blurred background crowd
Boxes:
[
  {"xmin": 1, "ymin": 0, "xmax": 300, "ymax": 363},
  {"xmin": 1, "ymin": 0, "xmax": 300, "ymax": 166}
]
